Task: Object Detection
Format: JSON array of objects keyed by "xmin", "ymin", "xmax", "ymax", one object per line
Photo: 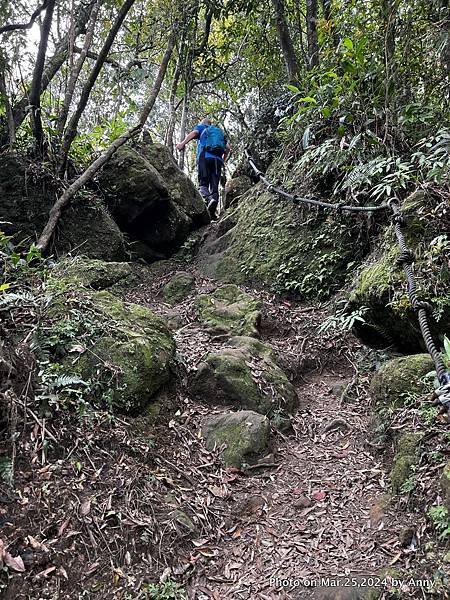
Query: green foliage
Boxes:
[
  {"xmin": 0, "ymin": 456, "xmax": 13, "ymax": 486},
  {"xmin": 428, "ymin": 506, "xmax": 450, "ymax": 540},
  {"xmin": 123, "ymin": 579, "xmax": 187, "ymax": 600},
  {"xmin": 319, "ymin": 299, "xmax": 369, "ymax": 333}
]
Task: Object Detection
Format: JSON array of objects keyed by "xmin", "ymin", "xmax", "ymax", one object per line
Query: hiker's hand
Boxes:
[{"xmin": 176, "ymin": 143, "xmax": 184, "ymax": 151}]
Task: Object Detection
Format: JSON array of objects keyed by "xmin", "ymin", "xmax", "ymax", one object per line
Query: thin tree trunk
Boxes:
[
  {"xmin": 29, "ymin": 0, "xmax": 56, "ymax": 154},
  {"xmin": 271, "ymin": 0, "xmax": 299, "ymax": 83},
  {"xmin": 165, "ymin": 58, "xmax": 182, "ymax": 153},
  {"xmin": 178, "ymin": 89, "xmax": 190, "ymax": 170},
  {"xmin": 0, "ymin": 54, "xmax": 15, "ymax": 147},
  {"xmin": 306, "ymin": 0, "xmax": 319, "ymax": 70},
  {"xmin": 56, "ymin": 0, "xmax": 101, "ymax": 135},
  {"xmin": 37, "ymin": 32, "xmax": 175, "ymax": 252},
  {"xmin": 58, "ymin": 0, "xmax": 136, "ymax": 175},
  {"xmin": 12, "ymin": 0, "xmax": 97, "ymax": 129}
]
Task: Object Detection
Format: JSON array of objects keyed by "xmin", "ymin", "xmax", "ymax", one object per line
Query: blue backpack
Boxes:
[{"xmin": 200, "ymin": 125, "xmax": 226, "ymax": 157}]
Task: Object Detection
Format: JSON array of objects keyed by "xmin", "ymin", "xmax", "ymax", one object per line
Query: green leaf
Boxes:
[
  {"xmin": 0, "ymin": 283, "xmax": 10, "ymax": 292},
  {"xmin": 286, "ymin": 84, "xmax": 300, "ymax": 93},
  {"xmin": 342, "ymin": 38, "xmax": 354, "ymax": 51},
  {"xmin": 298, "ymin": 96, "xmax": 317, "ymax": 104}
]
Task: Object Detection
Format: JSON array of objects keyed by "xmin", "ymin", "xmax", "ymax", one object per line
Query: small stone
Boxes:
[
  {"xmin": 162, "ymin": 272, "xmax": 195, "ymax": 305},
  {"xmin": 293, "ymin": 495, "xmax": 312, "ymax": 508}
]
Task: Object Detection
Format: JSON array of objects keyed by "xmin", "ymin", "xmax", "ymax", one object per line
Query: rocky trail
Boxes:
[{"xmin": 2, "ymin": 241, "xmax": 448, "ymax": 600}]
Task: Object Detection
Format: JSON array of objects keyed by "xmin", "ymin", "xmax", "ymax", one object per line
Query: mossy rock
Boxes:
[
  {"xmin": 201, "ymin": 410, "xmax": 270, "ymax": 467},
  {"xmin": 52, "ymin": 257, "xmax": 140, "ymax": 293},
  {"xmin": 370, "ymin": 354, "xmax": 435, "ymax": 409},
  {"xmin": 195, "ymin": 284, "xmax": 262, "ymax": 337},
  {"xmin": 191, "ymin": 335, "xmax": 297, "ymax": 419},
  {"xmin": 197, "ymin": 156, "xmax": 367, "ymax": 299},
  {"xmin": 162, "ymin": 272, "xmax": 195, "ymax": 305},
  {"xmin": 350, "ymin": 189, "xmax": 450, "ymax": 350},
  {"xmin": 47, "ymin": 290, "xmax": 176, "ymax": 413},
  {"xmin": 390, "ymin": 432, "xmax": 423, "ymax": 494},
  {"xmin": 441, "ymin": 461, "xmax": 450, "ymax": 511}
]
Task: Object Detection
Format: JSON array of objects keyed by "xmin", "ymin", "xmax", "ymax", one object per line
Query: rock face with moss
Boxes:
[
  {"xmin": 191, "ymin": 336, "xmax": 297, "ymax": 420},
  {"xmin": 370, "ymin": 354, "xmax": 435, "ymax": 409},
  {"xmin": 197, "ymin": 154, "xmax": 369, "ymax": 299},
  {"xmin": 44, "ymin": 285, "xmax": 175, "ymax": 413},
  {"xmin": 196, "ymin": 285, "xmax": 262, "ymax": 336},
  {"xmin": 0, "ymin": 154, "xmax": 127, "ymax": 261},
  {"xmin": 99, "ymin": 141, "xmax": 209, "ymax": 259},
  {"xmin": 390, "ymin": 432, "xmax": 422, "ymax": 494},
  {"xmin": 162, "ymin": 272, "xmax": 195, "ymax": 305},
  {"xmin": 201, "ymin": 410, "xmax": 270, "ymax": 467},
  {"xmin": 350, "ymin": 190, "xmax": 450, "ymax": 350}
]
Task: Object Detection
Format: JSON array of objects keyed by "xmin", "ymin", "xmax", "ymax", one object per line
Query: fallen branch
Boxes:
[{"xmin": 37, "ymin": 31, "xmax": 176, "ymax": 252}]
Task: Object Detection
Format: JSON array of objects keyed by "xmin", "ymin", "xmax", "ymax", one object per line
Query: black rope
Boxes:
[
  {"xmin": 245, "ymin": 150, "xmax": 450, "ymax": 415},
  {"xmin": 245, "ymin": 150, "xmax": 389, "ymax": 213}
]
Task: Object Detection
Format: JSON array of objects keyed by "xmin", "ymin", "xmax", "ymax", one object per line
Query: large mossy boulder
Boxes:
[
  {"xmin": 98, "ymin": 142, "xmax": 209, "ymax": 259},
  {"xmin": 197, "ymin": 154, "xmax": 369, "ymax": 299},
  {"xmin": 191, "ymin": 335, "xmax": 297, "ymax": 419},
  {"xmin": 201, "ymin": 410, "xmax": 270, "ymax": 467},
  {"xmin": 45, "ymin": 287, "xmax": 175, "ymax": 413},
  {"xmin": 0, "ymin": 154, "xmax": 127, "ymax": 261},
  {"xmin": 350, "ymin": 190, "xmax": 450, "ymax": 350},
  {"xmin": 370, "ymin": 354, "xmax": 435, "ymax": 409},
  {"xmin": 195, "ymin": 284, "xmax": 262, "ymax": 337},
  {"xmin": 162, "ymin": 272, "xmax": 195, "ymax": 305},
  {"xmin": 52, "ymin": 257, "xmax": 141, "ymax": 293},
  {"xmin": 390, "ymin": 432, "xmax": 422, "ymax": 494}
]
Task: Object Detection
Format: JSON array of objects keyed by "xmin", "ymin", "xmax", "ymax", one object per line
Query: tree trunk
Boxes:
[
  {"xmin": 58, "ymin": 0, "xmax": 137, "ymax": 175},
  {"xmin": 271, "ymin": 0, "xmax": 299, "ymax": 84},
  {"xmin": 56, "ymin": 0, "xmax": 101, "ymax": 136},
  {"xmin": 37, "ymin": 32, "xmax": 175, "ymax": 252},
  {"xmin": 29, "ymin": 0, "xmax": 56, "ymax": 154},
  {"xmin": 178, "ymin": 90, "xmax": 190, "ymax": 170},
  {"xmin": 12, "ymin": 0, "xmax": 98, "ymax": 130},
  {"xmin": 306, "ymin": 0, "xmax": 319, "ymax": 70},
  {"xmin": 0, "ymin": 54, "xmax": 15, "ymax": 147},
  {"xmin": 165, "ymin": 58, "xmax": 182, "ymax": 153}
]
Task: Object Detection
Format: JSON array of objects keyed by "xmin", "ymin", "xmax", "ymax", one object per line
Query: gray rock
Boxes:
[{"xmin": 201, "ymin": 410, "xmax": 270, "ymax": 467}]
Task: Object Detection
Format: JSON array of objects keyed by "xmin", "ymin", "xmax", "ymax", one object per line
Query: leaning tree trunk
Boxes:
[
  {"xmin": 271, "ymin": 0, "xmax": 299, "ymax": 84},
  {"xmin": 58, "ymin": 0, "xmax": 137, "ymax": 175},
  {"xmin": 29, "ymin": 0, "xmax": 56, "ymax": 154},
  {"xmin": 306, "ymin": 0, "xmax": 319, "ymax": 70},
  {"xmin": 0, "ymin": 52, "xmax": 15, "ymax": 147},
  {"xmin": 37, "ymin": 32, "xmax": 176, "ymax": 252}
]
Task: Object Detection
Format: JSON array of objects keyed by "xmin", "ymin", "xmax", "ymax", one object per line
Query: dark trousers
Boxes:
[{"xmin": 198, "ymin": 155, "xmax": 222, "ymax": 207}]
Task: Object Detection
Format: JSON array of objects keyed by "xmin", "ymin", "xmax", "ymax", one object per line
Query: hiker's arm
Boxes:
[
  {"xmin": 223, "ymin": 142, "xmax": 231, "ymax": 163},
  {"xmin": 176, "ymin": 130, "xmax": 199, "ymax": 151}
]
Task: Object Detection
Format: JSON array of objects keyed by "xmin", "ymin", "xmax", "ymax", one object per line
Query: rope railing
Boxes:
[{"xmin": 245, "ymin": 149, "xmax": 450, "ymax": 418}]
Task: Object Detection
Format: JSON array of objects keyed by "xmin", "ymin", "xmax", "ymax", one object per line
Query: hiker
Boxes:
[{"xmin": 176, "ymin": 118, "xmax": 231, "ymax": 220}]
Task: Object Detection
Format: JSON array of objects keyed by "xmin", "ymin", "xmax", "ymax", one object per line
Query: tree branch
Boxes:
[{"xmin": 0, "ymin": 0, "xmax": 49, "ymax": 34}]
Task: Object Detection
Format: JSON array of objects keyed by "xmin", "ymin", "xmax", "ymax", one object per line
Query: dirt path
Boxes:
[{"xmin": 128, "ymin": 263, "xmax": 414, "ymax": 600}]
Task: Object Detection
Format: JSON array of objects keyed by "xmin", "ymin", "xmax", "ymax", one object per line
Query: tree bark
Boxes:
[
  {"xmin": 58, "ymin": 0, "xmax": 137, "ymax": 175},
  {"xmin": 37, "ymin": 32, "xmax": 175, "ymax": 252},
  {"xmin": 165, "ymin": 58, "xmax": 182, "ymax": 153},
  {"xmin": 12, "ymin": 0, "xmax": 98, "ymax": 130},
  {"xmin": 29, "ymin": 0, "xmax": 56, "ymax": 155},
  {"xmin": 271, "ymin": 0, "xmax": 299, "ymax": 83},
  {"xmin": 0, "ymin": 53, "xmax": 15, "ymax": 147},
  {"xmin": 56, "ymin": 0, "xmax": 101, "ymax": 136},
  {"xmin": 0, "ymin": 0, "xmax": 49, "ymax": 34},
  {"xmin": 306, "ymin": 0, "xmax": 319, "ymax": 70}
]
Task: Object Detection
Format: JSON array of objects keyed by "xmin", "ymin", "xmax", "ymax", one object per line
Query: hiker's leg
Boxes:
[
  {"xmin": 206, "ymin": 158, "xmax": 222, "ymax": 219},
  {"xmin": 197, "ymin": 154, "xmax": 210, "ymax": 202}
]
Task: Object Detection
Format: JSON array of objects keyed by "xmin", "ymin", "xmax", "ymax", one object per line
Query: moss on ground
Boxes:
[
  {"xmin": 390, "ymin": 432, "xmax": 423, "ymax": 494},
  {"xmin": 162, "ymin": 271, "xmax": 195, "ymax": 304}
]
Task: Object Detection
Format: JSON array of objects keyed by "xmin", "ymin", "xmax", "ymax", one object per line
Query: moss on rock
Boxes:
[
  {"xmin": 201, "ymin": 410, "xmax": 270, "ymax": 467},
  {"xmin": 390, "ymin": 432, "xmax": 422, "ymax": 494},
  {"xmin": 191, "ymin": 335, "xmax": 297, "ymax": 419},
  {"xmin": 53, "ymin": 257, "xmax": 140, "ymax": 292},
  {"xmin": 196, "ymin": 284, "xmax": 262, "ymax": 336},
  {"xmin": 370, "ymin": 354, "xmax": 435, "ymax": 409},
  {"xmin": 162, "ymin": 272, "xmax": 195, "ymax": 305},
  {"xmin": 45, "ymin": 287, "xmax": 175, "ymax": 413}
]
